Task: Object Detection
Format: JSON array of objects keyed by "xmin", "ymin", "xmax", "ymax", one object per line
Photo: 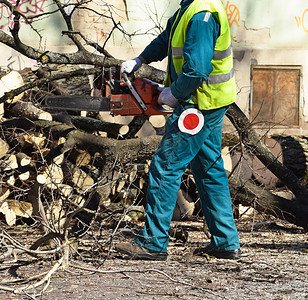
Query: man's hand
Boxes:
[
  {"xmin": 158, "ymin": 87, "xmax": 178, "ymax": 108},
  {"xmin": 120, "ymin": 57, "xmax": 142, "ymax": 74}
]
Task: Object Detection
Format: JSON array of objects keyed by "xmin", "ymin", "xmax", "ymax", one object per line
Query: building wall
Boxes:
[
  {"xmin": 1, "ymin": 0, "xmax": 308, "ymax": 134},
  {"xmin": 224, "ymin": 0, "xmax": 308, "ymax": 135}
]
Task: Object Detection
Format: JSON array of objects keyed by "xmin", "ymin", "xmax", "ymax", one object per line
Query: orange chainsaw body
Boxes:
[{"xmin": 105, "ymin": 77, "xmax": 171, "ymax": 116}]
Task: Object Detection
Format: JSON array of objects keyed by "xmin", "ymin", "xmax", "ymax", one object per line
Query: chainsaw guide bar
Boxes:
[{"xmin": 45, "ymin": 95, "xmax": 111, "ymax": 112}]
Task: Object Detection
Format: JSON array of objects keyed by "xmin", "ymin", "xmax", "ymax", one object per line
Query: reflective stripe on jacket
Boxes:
[{"xmin": 165, "ymin": 0, "xmax": 236, "ymax": 110}]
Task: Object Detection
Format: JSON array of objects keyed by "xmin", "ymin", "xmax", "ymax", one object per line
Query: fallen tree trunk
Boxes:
[
  {"xmin": 2, "ymin": 102, "xmax": 308, "ymax": 230},
  {"xmin": 228, "ymin": 173, "xmax": 308, "ymax": 230},
  {"xmin": 226, "ymin": 103, "xmax": 308, "ymax": 205},
  {"xmin": 2, "ymin": 118, "xmax": 306, "ymax": 228}
]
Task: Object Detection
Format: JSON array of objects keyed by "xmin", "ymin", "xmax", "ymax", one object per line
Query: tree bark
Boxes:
[
  {"xmin": 229, "ymin": 173, "xmax": 308, "ymax": 231},
  {"xmin": 9, "ymin": 100, "xmax": 52, "ymax": 121},
  {"xmin": 1, "ymin": 115, "xmax": 308, "ymax": 229},
  {"xmin": 70, "ymin": 115, "xmax": 129, "ymax": 136},
  {"xmin": 226, "ymin": 103, "xmax": 308, "ymax": 205}
]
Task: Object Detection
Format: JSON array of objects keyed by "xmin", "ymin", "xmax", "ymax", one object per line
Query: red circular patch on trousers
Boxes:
[
  {"xmin": 183, "ymin": 113, "xmax": 199, "ymax": 130},
  {"xmin": 178, "ymin": 108, "xmax": 204, "ymax": 135}
]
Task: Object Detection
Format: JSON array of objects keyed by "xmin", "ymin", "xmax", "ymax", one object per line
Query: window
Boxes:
[{"xmin": 250, "ymin": 66, "xmax": 300, "ymax": 127}]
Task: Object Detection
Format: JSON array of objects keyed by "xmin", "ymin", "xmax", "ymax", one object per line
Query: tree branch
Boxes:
[{"xmin": 226, "ymin": 103, "xmax": 308, "ymax": 205}]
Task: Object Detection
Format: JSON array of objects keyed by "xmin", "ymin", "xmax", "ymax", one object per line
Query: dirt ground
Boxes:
[{"xmin": 0, "ymin": 216, "xmax": 307, "ymax": 300}]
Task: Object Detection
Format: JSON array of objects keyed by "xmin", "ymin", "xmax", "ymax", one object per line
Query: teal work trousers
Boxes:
[{"xmin": 135, "ymin": 103, "xmax": 240, "ymax": 252}]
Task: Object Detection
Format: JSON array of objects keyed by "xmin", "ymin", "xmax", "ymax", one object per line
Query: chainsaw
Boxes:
[{"xmin": 44, "ymin": 68, "xmax": 172, "ymax": 116}]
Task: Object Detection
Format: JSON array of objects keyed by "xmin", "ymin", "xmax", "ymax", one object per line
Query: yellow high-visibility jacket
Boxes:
[{"xmin": 165, "ymin": 0, "xmax": 236, "ymax": 110}]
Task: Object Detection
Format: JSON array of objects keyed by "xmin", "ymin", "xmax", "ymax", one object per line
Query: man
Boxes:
[{"xmin": 115, "ymin": 0, "xmax": 240, "ymax": 260}]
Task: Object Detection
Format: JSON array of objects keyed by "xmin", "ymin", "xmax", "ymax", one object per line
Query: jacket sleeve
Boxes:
[
  {"xmin": 139, "ymin": 12, "xmax": 178, "ymax": 64},
  {"xmin": 171, "ymin": 12, "xmax": 220, "ymax": 101}
]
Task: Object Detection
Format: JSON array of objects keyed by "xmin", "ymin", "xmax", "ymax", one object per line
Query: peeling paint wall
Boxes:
[
  {"xmin": 224, "ymin": 0, "xmax": 308, "ymax": 48},
  {"xmin": 221, "ymin": 0, "xmax": 308, "ymax": 134}
]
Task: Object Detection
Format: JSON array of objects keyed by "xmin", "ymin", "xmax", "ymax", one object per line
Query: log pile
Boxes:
[
  {"xmin": 0, "ymin": 67, "xmax": 307, "ymax": 237},
  {"xmin": 0, "ymin": 69, "xmax": 177, "ymax": 236}
]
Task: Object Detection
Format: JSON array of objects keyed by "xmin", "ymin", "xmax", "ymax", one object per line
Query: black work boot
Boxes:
[
  {"xmin": 194, "ymin": 245, "xmax": 241, "ymax": 259},
  {"xmin": 115, "ymin": 242, "xmax": 168, "ymax": 261}
]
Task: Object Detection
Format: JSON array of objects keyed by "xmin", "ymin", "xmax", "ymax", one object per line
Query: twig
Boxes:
[
  {"xmin": 21, "ymin": 256, "xmax": 64, "ymax": 293},
  {"xmin": 0, "ymin": 256, "xmax": 64, "ymax": 294},
  {"xmin": 0, "ymin": 231, "xmax": 64, "ymax": 256},
  {"xmin": 0, "ymin": 271, "xmax": 49, "ymax": 285}
]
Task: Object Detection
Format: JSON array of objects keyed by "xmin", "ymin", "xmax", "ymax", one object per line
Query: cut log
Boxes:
[
  {"xmin": 0, "ymin": 138, "xmax": 9, "ymax": 159},
  {"xmin": 36, "ymin": 174, "xmax": 47, "ymax": 185},
  {"xmin": 98, "ymin": 111, "xmax": 134, "ymax": 125},
  {"xmin": 42, "ymin": 163, "xmax": 64, "ymax": 189},
  {"xmin": 116, "ymin": 179, "xmax": 126, "ymax": 193},
  {"xmin": 149, "ymin": 115, "xmax": 166, "ymax": 128},
  {"xmin": 139, "ymin": 177, "xmax": 146, "ymax": 190},
  {"xmin": 135, "ymin": 120, "xmax": 156, "ymax": 138},
  {"xmin": 128, "ymin": 164, "xmax": 138, "ymax": 182},
  {"xmin": 0, "ymin": 187, "xmax": 10, "ymax": 203},
  {"xmin": 6, "ymin": 175, "xmax": 15, "ymax": 187},
  {"xmin": 238, "ymin": 204, "xmax": 255, "ymax": 219},
  {"xmin": 172, "ymin": 189, "xmax": 195, "ymax": 221},
  {"xmin": 46, "ymin": 198, "xmax": 65, "ymax": 230},
  {"xmin": 7, "ymin": 132, "xmax": 33, "ymax": 152},
  {"xmin": 10, "ymin": 100, "xmax": 52, "ymax": 121},
  {"xmin": 0, "ymin": 200, "xmax": 33, "ymax": 226},
  {"xmin": 18, "ymin": 171, "xmax": 30, "ymax": 181},
  {"xmin": 139, "ymin": 163, "xmax": 149, "ymax": 174},
  {"xmin": 124, "ymin": 116, "xmax": 147, "ymax": 138},
  {"xmin": 71, "ymin": 115, "xmax": 129, "ymax": 136},
  {"xmin": 221, "ymin": 146, "xmax": 232, "ymax": 172},
  {"xmin": 53, "ymin": 153, "xmax": 65, "ymax": 165},
  {"xmin": 96, "ymin": 186, "xmax": 112, "ymax": 205},
  {"xmin": 58, "ymin": 137, "xmax": 66, "ymax": 145},
  {"xmin": 16, "ymin": 152, "xmax": 32, "ymax": 167},
  {"xmin": 0, "ymin": 71, "xmax": 24, "ymax": 104},
  {"xmin": 119, "ymin": 125, "xmax": 130, "ymax": 136},
  {"xmin": 44, "ymin": 183, "xmax": 73, "ymax": 230},
  {"xmin": 24, "ymin": 134, "xmax": 46, "ymax": 149},
  {"xmin": 119, "ymin": 188, "xmax": 139, "ymax": 201},
  {"xmin": 71, "ymin": 167, "xmax": 94, "ymax": 192},
  {"xmin": 5, "ymin": 200, "xmax": 32, "ymax": 217},
  {"xmin": 69, "ymin": 148, "xmax": 91, "ymax": 167},
  {"xmin": 2, "ymin": 154, "xmax": 18, "ymax": 171},
  {"xmin": 57, "ymin": 184, "xmax": 74, "ymax": 199}
]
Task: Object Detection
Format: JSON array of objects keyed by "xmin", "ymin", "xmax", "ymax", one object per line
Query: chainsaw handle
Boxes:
[{"xmin": 122, "ymin": 73, "xmax": 148, "ymax": 111}]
